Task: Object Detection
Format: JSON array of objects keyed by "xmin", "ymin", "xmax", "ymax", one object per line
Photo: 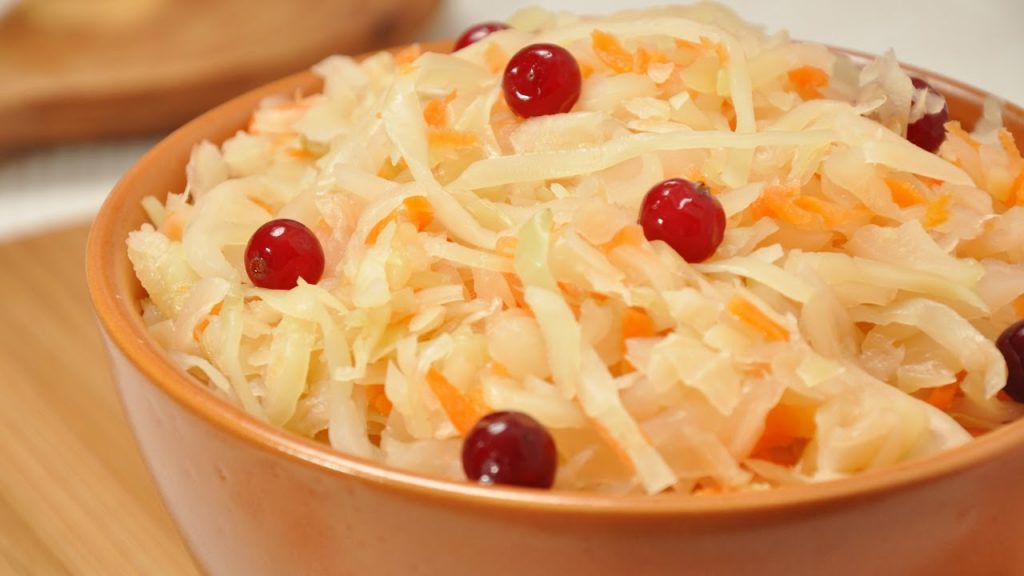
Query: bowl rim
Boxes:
[{"xmin": 87, "ymin": 43, "xmax": 1024, "ymax": 518}]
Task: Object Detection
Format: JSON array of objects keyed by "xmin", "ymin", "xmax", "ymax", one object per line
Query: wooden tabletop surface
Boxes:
[{"xmin": 0, "ymin": 225, "xmax": 200, "ymax": 575}]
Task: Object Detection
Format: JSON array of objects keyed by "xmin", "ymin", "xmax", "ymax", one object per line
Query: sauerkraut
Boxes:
[{"xmin": 128, "ymin": 4, "xmax": 1024, "ymax": 495}]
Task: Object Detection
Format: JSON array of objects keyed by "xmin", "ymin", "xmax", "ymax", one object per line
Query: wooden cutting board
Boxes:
[
  {"xmin": 0, "ymin": 225, "xmax": 200, "ymax": 575},
  {"xmin": 0, "ymin": 0, "xmax": 440, "ymax": 152}
]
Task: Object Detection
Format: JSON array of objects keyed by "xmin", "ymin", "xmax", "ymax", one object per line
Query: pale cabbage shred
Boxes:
[{"xmin": 126, "ymin": 4, "xmax": 1024, "ymax": 495}]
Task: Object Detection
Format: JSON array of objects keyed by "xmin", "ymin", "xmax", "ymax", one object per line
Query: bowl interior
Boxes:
[{"xmin": 87, "ymin": 46, "xmax": 1024, "ymax": 515}]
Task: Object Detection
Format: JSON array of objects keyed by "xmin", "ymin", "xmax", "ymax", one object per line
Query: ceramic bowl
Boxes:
[{"xmin": 86, "ymin": 45, "xmax": 1024, "ymax": 576}]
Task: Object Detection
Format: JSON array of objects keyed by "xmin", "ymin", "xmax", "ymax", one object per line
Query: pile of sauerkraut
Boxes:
[{"xmin": 128, "ymin": 4, "xmax": 1024, "ymax": 495}]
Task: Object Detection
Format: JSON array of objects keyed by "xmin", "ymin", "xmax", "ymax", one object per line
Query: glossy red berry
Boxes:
[
  {"xmin": 462, "ymin": 411, "xmax": 557, "ymax": 489},
  {"xmin": 244, "ymin": 219, "xmax": 325, "ymax": 290},
  {"xmin": 639, "ymin": 178, "xmax": 726, "ymax": 263},
  {"xmin": 454, "ymin": 21, "xmax": 509, "ymax": 51},
  {"xmin": 502, "ymin": 43, "xmax": 581, "ymax": 118},
  {"xmin": 997, "ymin": 320, "xmax": 1024, "ymax": 402},
  {"xmin": 906, "ymin": 77, "xmax": 949, "ymax": 153}
]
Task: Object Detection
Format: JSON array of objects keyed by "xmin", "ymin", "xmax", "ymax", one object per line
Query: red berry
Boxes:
[
  {"xmin": 462, "ymin": 411, "xmax": 557, "ymax": 489},
  {"xmin": 638, "ymin": 178, "xmax": 726, "ymax": 263},
  {"xmin": 502, "ymin": 43, "xmax": 581, "ymax": 119},
  {"xmin": 454, "ymin": 21, "xmax": 509, "ymax": 51},
  {"xmin": 244, "ymin": 219, "xmax": 325, "ymax": 290},
  {"xmin": 906, "ymin": 77, "xmax": 949, "ymax": 153},
  {"xmin": 997, "ymin": 320, "xmax": 1024, "ymax": 402}
]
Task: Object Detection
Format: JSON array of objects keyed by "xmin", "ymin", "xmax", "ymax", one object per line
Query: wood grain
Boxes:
[
  {"xmin": 0, "ymin": 225, "xmax": 199, "ymax": 575},
  {"xmin": 0, "ymin": 0, "xmax": 439, "ymax": 152}
]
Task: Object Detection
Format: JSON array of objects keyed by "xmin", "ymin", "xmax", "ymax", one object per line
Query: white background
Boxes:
[{"xmin": 1, "ymin": 0, "xmax": 1021, "ymax": 241}]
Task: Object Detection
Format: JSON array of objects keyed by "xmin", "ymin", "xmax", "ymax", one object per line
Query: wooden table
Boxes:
[{"xmin": 0, "ymin": 225, "xmax": 200, "ymax": 575}]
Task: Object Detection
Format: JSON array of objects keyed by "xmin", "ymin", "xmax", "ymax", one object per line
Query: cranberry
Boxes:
[
  {"xmin": 998, "ymin": 320, "xmax": 1024, "ymax": 402},
  {"xmin": 244, "ymin": 219, "xmax": 325, "ymax": 290},
  {"xmin": 462, "ymin": 411, "xmax": 557, "ymax": 488},
  {"xmin": 502, "ymin": 43, "xmax": 581, "ymax": 118},
  {"xmin": 906, "ymin": 77, "xmax": 949, "ymax": 153},
  {"xmin": 638, "ymin": 178, "xmax": 726, "ymax": 263},
  {"xmin": 454, "ymin": 21, "xmax": 509, "ymax": 51}
]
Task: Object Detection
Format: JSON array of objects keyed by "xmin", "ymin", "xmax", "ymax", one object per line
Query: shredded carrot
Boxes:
[
  {"xmin": 918, "ymin": 175, "xmax": 945, "ymax": 188},
  {"xmin": 884, "ymin": 176, "xmax": 927, "ymax": 208},
  {"xmin": 674, "ymin": 38, "xmax": 700, "ymax": 51},
  {"xmin": 1014, "ymin": 296, "xmax": 1024, "ymax": 320},
  {"xmin": 495, "ymin": 236, "xmax": 517, "ymax": 257},
  {"xmin": 367, "ymin": 211, "xmax": 398, "ymax": 244},
  {"xmin": 426, "ymin": 368, "xmax": 484, "ymax": 435},
  {"xmin": 753, "ymin": 403, "xmax": 815, "ymax": 452},
  {"xmin": 402, "ymin": 196, "xmax": 434, "ymax": 230},
  {"xmin": 924, "ymin": 383, "xmax": 960, "ymax": 412},
  {"xmin": 793, "ymin": 195, "xmax": 866, "ymax": 227},
  {"xmin": 487, "ymin": 361, "xmax": 512, "ymax": 378},
  {"xmin": 1010, "ymin": 169, "xmax": 1024, "ymax": 206},
  {"xmin": 163, "ymin": 212, "xmax": 183, "ymax": 241},
  {"xmin": 592, "ymin": 30, "xmax": 634, "ymax": 74},
  {"xmin": 428, "ymin": 129, "xmax": 478, "ymax": 149},
  {"xmin": 923, "ymin": 193, "xmax": 951, "ymax": 229},
  {"xmin": 191, "ymin": 303, "xmax": 222, "ymax": 341},
  {"xmin": 245, "ymin": 194, "xmax": 274, "ymax": 214},
  {"xmin": 721, "ymin": 99, "xmax": 737, "ymax": 131},
  {"xmin": 286, "ymin": 147, "xmax": 318, "ymax": 160},
  {"xmin": 394, "ymin": 44, "xmax": 422, "ymax": 66},
  {"xmin": 947, "ymin": 122, "xmax": 981, "ymax": 151},
  {"xmin": 365, "ymin": 384, "xmax": 393, "ymax": 417},
  {"xmin": 621, "ymin": 307, "xmax": 655, "ymax": 352},
  {"xmin": 728, "ymin": 297, "xmax": 790, "ymax": 342},
  {"xmin": 749, "ymin": 185, "xmax": 819, "ymax": 229},
  {"xmin": 422, "ymin": 99, "xmax": 448, "ymax": 129},
  {"xmin": 483, "ymin": 43, "xmax": 508, "ymax": 75},
  {"xmin": 377, "ymin": 158, "xmax": 407, "ymax": 180},
  {"xmin": 606, "ymin": 224, "xmax": 646, "ymax": 250},
  {"xmin": 787, "ymin": 66, "xmax": 829, "ymax": 100}
]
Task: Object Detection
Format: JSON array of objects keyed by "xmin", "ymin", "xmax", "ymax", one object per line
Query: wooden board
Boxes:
[
  {"xmin": 0, "ymin": 0, "xmax": 439, "ymax": 152},
  {"xmin": 0, "ymin": 225, "xmax": 200, "ymax": 575}
]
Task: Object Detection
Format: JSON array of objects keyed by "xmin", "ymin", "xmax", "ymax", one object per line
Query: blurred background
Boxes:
[{"xmin": 0, "ymin": 0, "xmax": 1021, "ymax": 241}]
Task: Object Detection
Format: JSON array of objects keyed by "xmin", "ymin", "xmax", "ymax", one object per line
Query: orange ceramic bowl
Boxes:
[{"xmin": 87, "ymin": 46, "xmax": 1024, "ymax": 576}]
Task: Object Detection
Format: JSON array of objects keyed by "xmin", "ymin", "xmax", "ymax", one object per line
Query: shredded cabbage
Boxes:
[{"xmin": 128, "ymin": 4, "xmax": 1024, "ymax": 495}]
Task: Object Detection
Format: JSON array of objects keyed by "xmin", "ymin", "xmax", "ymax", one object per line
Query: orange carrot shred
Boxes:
[
  {"xmin": 753, "ymin": 403, "xmax": 815, "ymax": 452},
  {"xmin": 749, "ymin": 185, "xmax": 819, "ymax": 229},
  {"xmin": 924, "ymin": 383, "xmax": 960, "ymax": 412},
  {"xmin": 365, "ymin": 384, "xmax": 393, "ymax": 417},
  {"xmin": 1014, "ymin": 296, "xmax": 1024, "ymax": 320},
  {"xmin": 426, "ymin": 368, "xmax": 483, "ymax": 435},
  {"xmin": 885, "ymin": 176, "xmax": 927, "ymax": 208},
  {"xmin": 428, "ymin": 129, "xmax": 478, "ymax": 149},
  {"xmin": 947, "ymin": 122, "xmax": 981, "ymax": 151},
  {"xmin": 394, "ymin": 44, "xmax": 422, "ymax": 66},
  {"xmin": 402, "ymin": 196, "xmax": 434, "ymax": 230},
  {"xmin": 1010, "ymin": 169, "xmax": 1024, "ymax": 206},
  {"xmin": 787, "ymin": 66, "xmax": 829, "ymax": 100},
  {"xmin": 607, "ymin": 224, "xmax": 646, "ymax": 250},
  {"xmin": 367, "ymin": 210, "xmax": 398, "ymax": 244},
  {"xmin": 621, "ymin": 307, "xmax": 656, "ymax": 353},
  {"xmin": 592, "ymin": 30, "xmax": 633, "ymax": 74},
  {"xmin": 245, "ymin": 194, "xmax": 275, "ymax": 214},
  {"xmin": 495, "ymin": 236, "xmax": 518, "ymax": 257},
  {"xmin": 423, "ymin": 98, "xmax": 448, "ymax": 129},
  {"xmin": 728, "ymin": 297, "xmax": 789, "ymax": 342},
  {"xmin": 923, "ymin": 193, "xmax": 951, "ymax": 229}
]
